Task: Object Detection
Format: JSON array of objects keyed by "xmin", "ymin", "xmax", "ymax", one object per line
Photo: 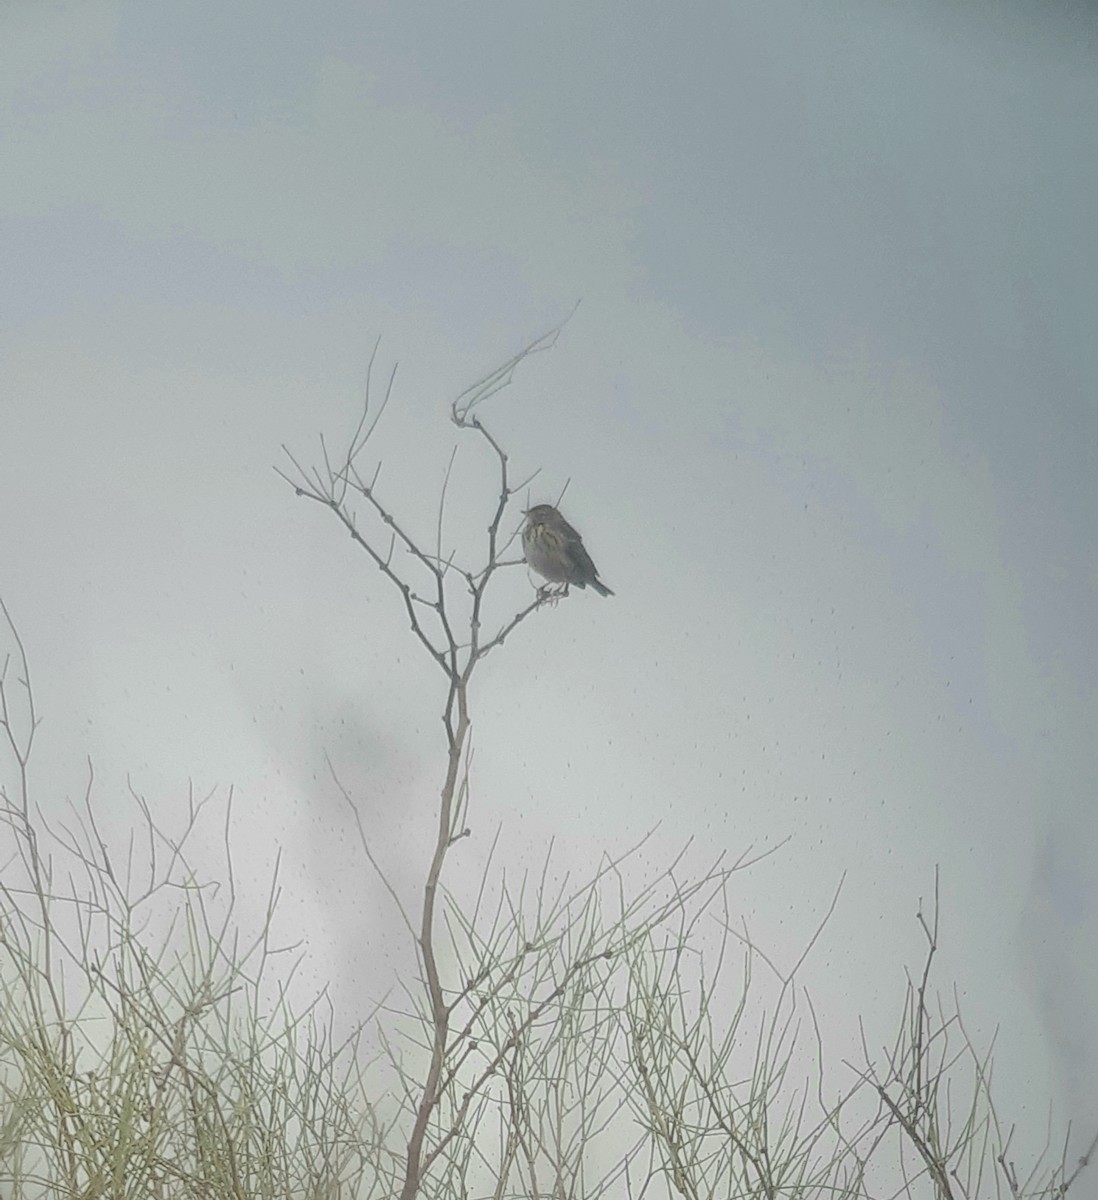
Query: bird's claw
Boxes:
[{"xmin": 536, "ymin": 583, "xmax": 569, "ymax": 606}]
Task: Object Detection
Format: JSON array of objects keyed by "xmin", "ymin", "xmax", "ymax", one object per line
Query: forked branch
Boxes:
[{"xmin": 278, "ymin": 325, "xmax": 573, "ymax": 1200}]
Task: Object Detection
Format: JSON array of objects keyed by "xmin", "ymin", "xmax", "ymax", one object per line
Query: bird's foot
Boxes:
[{"xmin": 536, "ymin": 583, "xmax": 570, "ymax": 606}]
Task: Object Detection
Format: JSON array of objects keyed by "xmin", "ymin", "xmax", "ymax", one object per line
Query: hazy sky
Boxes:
[{"xmin": 3, "ymin": 0, "xmax": 1096, "ymax": 1162}]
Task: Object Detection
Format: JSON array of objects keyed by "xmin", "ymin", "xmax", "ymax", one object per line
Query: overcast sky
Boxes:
[{"xmin": 3, "ymin": 0, "xmax": 1096, "ymax": 1162}]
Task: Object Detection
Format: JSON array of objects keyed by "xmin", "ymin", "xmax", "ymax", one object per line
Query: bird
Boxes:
[{"xmin": 522, "ymin": 504, "xmax": 614, "ymax": 596}]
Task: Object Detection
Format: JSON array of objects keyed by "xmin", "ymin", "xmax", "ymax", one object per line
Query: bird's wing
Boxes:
[
  {"xmin": 564, "ymin": 532, "xmax": 600, "ymax": 582},
  {"xmin": 556, "ymin": 515, "xmax": 585, "ymax": 546},
  {"xmin": 552, "ymin": 516, "xmax": 600, "ymax": 583},
  {"xmin": 573, "ymin": 542, "xmax": 600, "ymax": 577}
]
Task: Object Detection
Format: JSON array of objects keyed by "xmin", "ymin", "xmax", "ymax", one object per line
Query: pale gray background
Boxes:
[{"xmin": 3, "ymin": 0, "xmax": 1095, "ymax": 1157}]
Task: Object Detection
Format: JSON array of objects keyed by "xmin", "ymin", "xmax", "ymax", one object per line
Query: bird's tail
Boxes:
[{"xmin": 591, "ymin": 579, "xmax": 614, "ymax": 597}]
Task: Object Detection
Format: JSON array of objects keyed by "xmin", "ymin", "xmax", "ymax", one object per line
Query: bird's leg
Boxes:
[{"xmin": 535, "ymin": 582, "xmax": 570, "ymax": 607}]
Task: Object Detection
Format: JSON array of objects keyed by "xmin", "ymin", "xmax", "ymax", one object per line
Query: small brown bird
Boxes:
[{"xmin": 522, "ymin": 504, "xmax": 613, "ymax": 596}]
